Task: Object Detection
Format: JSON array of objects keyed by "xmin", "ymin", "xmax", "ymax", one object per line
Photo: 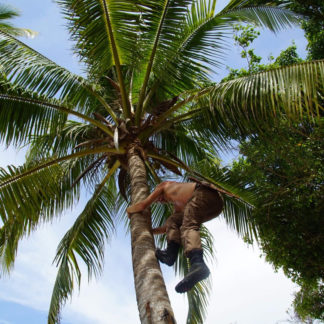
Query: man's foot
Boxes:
[
  {"xmin": 175, "ymin": 249, "xmax": 210, "ymax": 293},
  {"xmin": 155, "ymin": 241, "xmax": 180, "ymax": 266}
]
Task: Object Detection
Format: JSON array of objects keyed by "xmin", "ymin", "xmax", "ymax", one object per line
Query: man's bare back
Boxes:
[
  {"xmin": 161, "ymin": 181, "xmax": 196, "ymax": 211},
  {"xmin": 126, "ymin": 181, "xmax": 196, "ymax": 214}
]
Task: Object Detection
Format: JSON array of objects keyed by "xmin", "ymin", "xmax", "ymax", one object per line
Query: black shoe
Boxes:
[
  {"xmin": 175, "ymin": 249, "xmax": 210, "ymax": 293},
  {"xmin": 155, "ymin": 241, "xmax": 180, "ymax": 266}
]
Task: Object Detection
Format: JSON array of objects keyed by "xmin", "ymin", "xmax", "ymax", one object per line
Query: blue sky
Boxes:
[{"xmin": 0, "ymin": 1, "xmax": 310, "ymax": 324}]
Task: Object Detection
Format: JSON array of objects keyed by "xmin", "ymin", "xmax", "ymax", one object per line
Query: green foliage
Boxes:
[
  {"xmin": 222, "ymin": 25, "xmax": 303, "ymax": 82},
  {"xmin": 0, "ymin": 4, "xmax": 36, "ymax": 37},
  {"xmin": 274, "ymin": 42, "xmax": 303, "ymax": 66},
  {"xmin": 230, "ymin": 118, "xmax": 324, "ymax": 321},
  {"xmin": 303, "ymin": 19, "xmax": 324, "ymax": 61},
  {"xmin": 231, "ymin": 119, "xmax": 324, "ymax": 283},
  {"xmin": 234, "ymin": 24, "xmax": 261, "ymax": 70},
  {"xmin": 49, "ymin": 167, "xmax": 118, "ymax": 324},
  {"xmin": 294, "ymin": 281, "xmax": 324, "ymax": 321},
  {"xmin": 285, "ymin": 0, "xmax": 324, "ymax": 60}
]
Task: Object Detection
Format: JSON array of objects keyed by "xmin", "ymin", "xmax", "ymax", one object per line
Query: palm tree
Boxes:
[{"xmin": 0, "ymin": 0, "xmax": 323, "ymax": 323}]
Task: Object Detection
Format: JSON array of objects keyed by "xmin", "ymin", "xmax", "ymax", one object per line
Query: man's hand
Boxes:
[
  {"xmin": 127, "ymin": 202, "xmax": 145, "ymax": 218},
  {"xmin": 127, "ymin": 183, "xmax": 166, "ymax": 218}
]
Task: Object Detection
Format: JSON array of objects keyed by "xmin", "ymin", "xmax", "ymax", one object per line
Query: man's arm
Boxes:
[{"xmin": 127, "ymin": 182, "xmax": 166, "ymax": 215}]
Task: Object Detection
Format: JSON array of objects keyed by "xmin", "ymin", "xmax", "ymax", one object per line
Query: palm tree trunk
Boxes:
[{"xmin": 127, "ymin": 143, "xmax": 176, "ymax": 324}]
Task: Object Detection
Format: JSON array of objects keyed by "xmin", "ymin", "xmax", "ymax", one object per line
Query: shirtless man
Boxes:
[{"xmin": 127, "ymin": 181, "xmax": 224, "ymax": 293}]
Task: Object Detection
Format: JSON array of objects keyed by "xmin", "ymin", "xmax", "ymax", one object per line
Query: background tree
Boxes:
[
  {"xmin": 0, "ymin": 1, "xmax": 323, "ymax": 323},
  {"xmin": 251, "ymin": 0, "xmax": 324, "ymax": 60},
  {"xmin": 222, "ymin": 24, "xmax": 303, "ymax": 81},
  {"xmin": 224, "ymin": 23, "xmax": 324, "ymax": 321},
  {"xmin": 231, "ymin": 119, "xmax": 324, "ymax": 321}
]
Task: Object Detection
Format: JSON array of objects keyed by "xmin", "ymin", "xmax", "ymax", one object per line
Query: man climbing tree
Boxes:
[{"xmin": 127, "ymin": 180, "xmax": 224, "ymax": 293}]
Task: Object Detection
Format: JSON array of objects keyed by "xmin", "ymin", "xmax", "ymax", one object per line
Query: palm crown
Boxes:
[{"xmin": 0, "ymin": 0, "xmax": 323, "ymax": 323}]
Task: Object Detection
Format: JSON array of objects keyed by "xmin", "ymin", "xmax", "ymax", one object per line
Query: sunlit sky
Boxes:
[{"xmin": 0, "ymin": 1, "xmax": 309, "ymax": 323}]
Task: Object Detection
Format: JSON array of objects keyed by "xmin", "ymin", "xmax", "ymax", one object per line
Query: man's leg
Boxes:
[
  {"xmin": 176, "ymin": 187, "xmax": 223, "ymax": 293},
  {"xmin": 156, "ymin": 211, "xmax": 183, "ymax": 266}
]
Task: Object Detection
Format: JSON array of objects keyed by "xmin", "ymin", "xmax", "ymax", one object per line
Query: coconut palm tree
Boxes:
[{"xmin": 0, "ymin": 0, "xmax": 323, "ymax": 323}]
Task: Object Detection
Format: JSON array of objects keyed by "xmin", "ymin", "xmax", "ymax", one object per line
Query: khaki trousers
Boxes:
[{"xmin": 165, "ymin": 185, "xmax": 224, "ymax": 255}]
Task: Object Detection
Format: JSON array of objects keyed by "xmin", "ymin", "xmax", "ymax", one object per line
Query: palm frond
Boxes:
[
  {"xmin": 186, "ymin": 279, "xmax": 211, "ymax": 324},
  {"xmin": 0, "ymin": 162, "xmax": 80, "ymax": 273},
  {"xmin": 0, "ymin": 147, "xmax": 123, "ymax": 190},
  {"xmin": 0, "ymin": 4, "xmax": 36, "ymax": 38},
  {"xmin": 0, "ymin": 86, "xmax": 115, "ymax": 146},
  {"xmin": 151, "ymin": 125, "xmax": 214, "ymax": 167},
  {"xmin": 145, "ymin": 2, "xmax": 299, "ymax": 106},
  {"xmin": 136, "ymin": 0, "xmax": 192, "ymax": 120},
  {"xmin": 147, "ymin": 151, "xmax": 189, "ymax": 177},
  {"xmin": 149, "ymin": 0, "xmax": 224, "ymax": 96},
  {"xmin": 0, "ymin": 82, "xmax": 67, "ymax": 146},
  {"xmin": 25, "ymin": 121, "xmax": 94, "ymax": 160},
  {"xmin": 220, "ymin": 0, "xmax": 300, "ymax": 30},
  {"xmin": 209, "ymin": 60, "xmax": 324, "ymax": 134},
  {"xmin": 153, "ymin": 60, "xmax": 324, "ymax": 139},
  {"xmin": 48, "ymin": 161, "xmax": 119, "ymax": 324},
  {"xmin": 99, "ymin": 0, "xmax": 131, "ymax": 117},
  {"xmin": 0, "ymin": 31, "xmax": 115, "ymax": 115},
  {"xmin": 56, "ymin": 0, "xmax": 148, "ymax": 77},
  {"xmin": 177, "ymin": 103, "xmax": 237, "ymax": 152}
]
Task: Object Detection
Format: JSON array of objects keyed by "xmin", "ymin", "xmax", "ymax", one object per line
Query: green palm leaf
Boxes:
[
  {"xmin": 0, "ymin": 88, "xmax": 66, "ymax": 146},
  {"xmin": 151, "ymin": 60, "xmax": 324, "ymax": 135},
  {"xmin": 25, "ymin": 121, "xmax": 95, "ymax": 160},
  {"xmin": 136, "ymin": 0, "xmax": 192, "ymax": 118},
  {"xmin": 0, "ymin": 4, "xmax": 36, "ymax": 37},
  {"xmin": 0, "ymin": 147, "xmax": 122, "ymax": 191},
  {"xmin": 0, "ymin": 31, "xmax": 113, "ymax": 113},
  {"xmin": 151, "ymin": 125, "xmax": 213, "ymax": 166},
  {"xmin": 0, "ymin": 162, "xmax": 80, "ymax": 273},
  {"xmin": 147, "ymin": 1, "xmax": 299, "ymax": 102},
  {"xmin": 0, "ymin": 87, "xmax": 114, "ymax": 146},
  {"xmin": 209, "ymin": 59, "xmax": 324, "ymax": 133},
  {"xmin": 48, "ymin": 162, "xmax": 119, "ymax": 324},
  {"xmin": 56, "ymin": 0, "xmax": 149, "ymax": 76}
]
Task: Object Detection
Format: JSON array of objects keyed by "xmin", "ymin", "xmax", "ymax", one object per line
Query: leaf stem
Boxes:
[
  {"xmin": 136, "ymin": 0, "xmax": 171, "ymax": 124},
  {"xmin": 100, "ymin": 0, "xmax": 131, "ymax": 119}
]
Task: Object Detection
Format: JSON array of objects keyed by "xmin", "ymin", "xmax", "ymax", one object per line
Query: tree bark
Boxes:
[{"xmin": 127, "ymin": 143, "xmax": 176, "ymax": 324}]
